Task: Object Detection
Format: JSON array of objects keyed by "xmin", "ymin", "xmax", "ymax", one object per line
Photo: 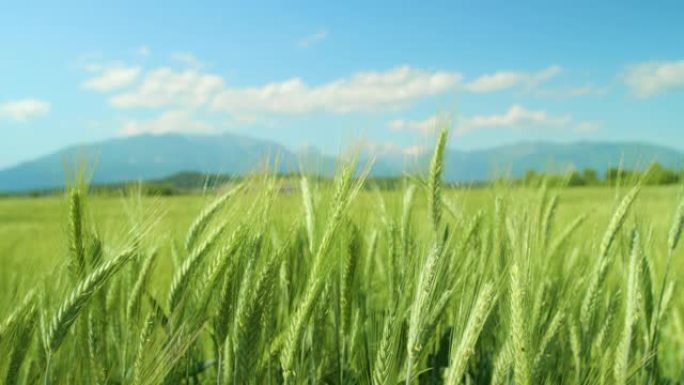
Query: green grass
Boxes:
[{"xmin": 1, "ymin": 133, "xmax": 684, "ymax": 384}]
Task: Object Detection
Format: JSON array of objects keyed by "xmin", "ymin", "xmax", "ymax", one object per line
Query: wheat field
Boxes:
[{"xmin": 1, "ymin": 130, "xmax": 684, "ymax": 385}]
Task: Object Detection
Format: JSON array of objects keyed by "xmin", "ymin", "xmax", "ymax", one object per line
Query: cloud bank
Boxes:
[
  {"xmin": 624, "ymin": 60, "xmax": 684, "ymax": 98},
  {"xmin": 211, "ymin": 66, "xmax": 461, "ymax": 116}
]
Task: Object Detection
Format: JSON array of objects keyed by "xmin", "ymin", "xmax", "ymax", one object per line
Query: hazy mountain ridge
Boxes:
[{"xmin": 1, "ymin": 133, "xmax": 683, "ymax": 191}]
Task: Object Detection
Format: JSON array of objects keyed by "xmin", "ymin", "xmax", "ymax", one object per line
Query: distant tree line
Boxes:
[
  {"xmin": 517, "ymin": 162, "xmax": 682, "ymax": 187},
  {"xmin": 2, "ymin": 163, "xmax": 682, "ymax": 198}
]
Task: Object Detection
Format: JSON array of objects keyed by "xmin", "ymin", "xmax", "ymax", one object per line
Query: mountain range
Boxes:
[{"xmin": 1, "ymin": 133, "xmax": 683, "ymax": 192}]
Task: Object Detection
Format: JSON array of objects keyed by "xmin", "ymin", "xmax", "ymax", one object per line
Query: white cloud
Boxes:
[
  {"xmin": 465, "ymin": 72, "xmax": 522, "ymax": 93},
  {"xmin": 0, "ymin": 99, "xmax": 51, "ymax": 122},
  {"xmin": 83, "ymin": 65, "xmax": 141, "ymax": 91},
  {"xmin": 298, "ymin": 29, "xmax": 328, "ymax": 48},
  {"xmin": 624, "ymin": 60, "xmax": 684, "ymax": 98},
  {"xmin": 171, "ymin": 52, "xmax": 204, "ymax": 69},
  {"xmin": 111, "ymin": 68, "xmax": 225, "ymax": 109},
  {"xmin": 211, "ymin": 66, "xmax": 461, "ymax": 116},
  {"xmin": 465, "ymin": 65, "xmax": 562, "ymax": 93},
  {"xmin": 120, "ymin": 110, "xmax": 214, "ymax": 136},
  {"xmin": 457, "ymin": 105, "xmax": 570, "ymax": 135},
  {"xmin": 388, "ymin": 114, "xmax": 447, "ymax": 135}
]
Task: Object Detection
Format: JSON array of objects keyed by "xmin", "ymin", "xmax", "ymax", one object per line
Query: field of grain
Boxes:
[{"xmin": 1, "ymin": 132, "xmax": 684, "ymax": 385}]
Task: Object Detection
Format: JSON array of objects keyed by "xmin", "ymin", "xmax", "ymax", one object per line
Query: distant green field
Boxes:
[{"xmin": 1, "ymin": 185, "xmax": 680, "ymax": 277}]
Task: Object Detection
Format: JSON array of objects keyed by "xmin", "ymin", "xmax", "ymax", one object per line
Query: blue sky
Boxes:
[{"xmin": 1, "ymin": 0, "xmax": 684, "ymax": 168}]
